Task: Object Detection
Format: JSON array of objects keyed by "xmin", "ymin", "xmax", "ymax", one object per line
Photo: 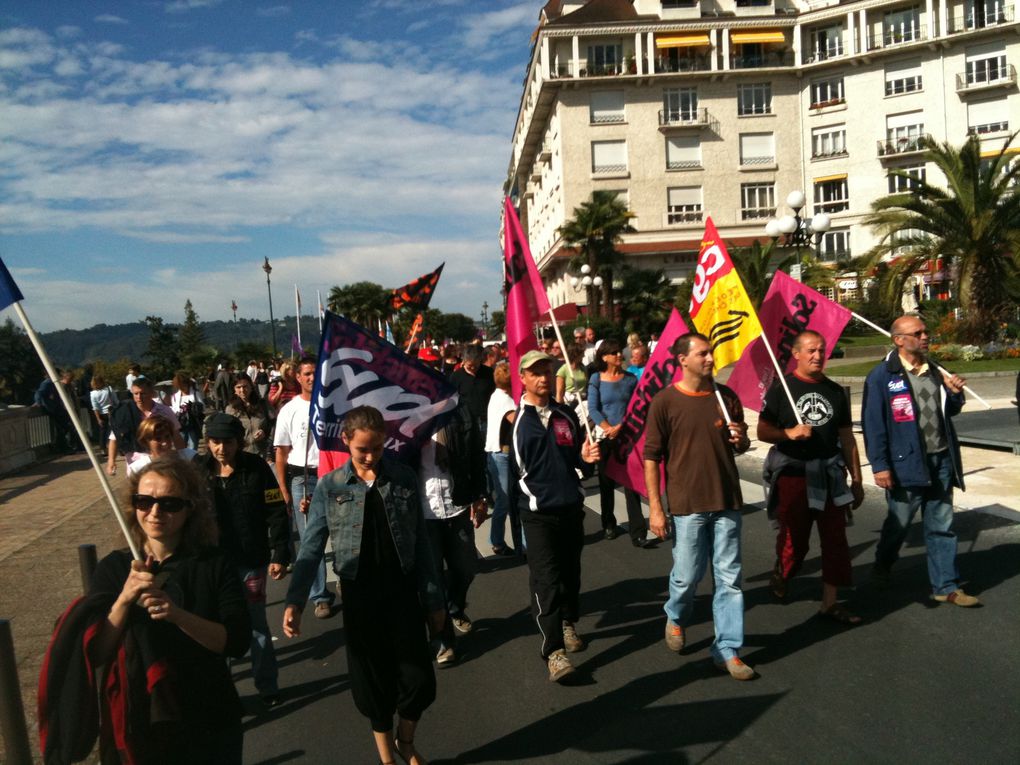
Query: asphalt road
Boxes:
[{"xmin": 236, "ymin": 471, "xmax": 1020, "ymax": 765}]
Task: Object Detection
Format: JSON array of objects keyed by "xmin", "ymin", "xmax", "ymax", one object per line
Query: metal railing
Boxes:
[
  {"xmin": 730, "ymin": 51, "xmax": 794, "ymax": 69},
  {"xmin": 948, "ymin": 4, "xmax": 1014, "ymax": 32},
  {"xmin": 967, "ymin": 121, "xmax": 1010, "ymax": 135},
  {"xmin": 876, "ymin": 133, "xmax": 931, "ymax": 156},
  {"xmin": 812, "ymin": 147, "xmax": 849, "ymax": 159},
  {"xmin": 665, "ymin": 206, "xmax": 704, "ymax": 225},
  {"xmin": 658, "ymin": 107, "xmax": 710, "ymax": 127},
  {"xmin": 956, "ymin": 63, "xmax": 1017, "ymax": 91},
  {"xmin": 806, "ymin": 44, "xmax": 845, "ymax": 62},
  {"xmin": 868, "ymin": 26, "xmax": 926, "ymax": 50},
  {"xmin": 654, "ymin": 56, "xmax": 711, "ymax": 74}
]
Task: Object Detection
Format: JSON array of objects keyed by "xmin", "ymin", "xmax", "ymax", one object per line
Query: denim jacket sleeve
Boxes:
[{"xmin": 283, "ymin": 480, "xmax": 330, "ymax": 608}]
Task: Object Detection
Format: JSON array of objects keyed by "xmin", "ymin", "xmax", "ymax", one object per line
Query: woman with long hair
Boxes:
[
  {"xmin": 225, "ymin": 375, "xmax": 270, "ymax": 455},
  {"xmin": 587, "ymin": 339, "xmax": 654, "ymax": 547},
  {"xmin": 267, "ymin": 361, "xmax": 299, "ymax": 414},
  {"xmin": 171, "ymin": 371, "xmax": 205, "ymax": 450},
  {"xmin": 128, "ymin": 415, "xmax": 197, "ymax": 475},
  {"xmin": 39, "ymin": 458, "xmax": 251, "ymax": 764},
  {"xmin": 555, "ymin": 343, "xmax": 588, "ymax": 406}
]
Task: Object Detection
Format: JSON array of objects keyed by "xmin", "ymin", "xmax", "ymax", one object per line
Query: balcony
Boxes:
[
  {"xmin": 806, "ymin": 44, "xmax": 845, "ymax": 63},
  {"xmin": 868, "ymin": 26, "xmax": 926, "ymax": 51},
  {"xmin": 654, "ymin": 55, "xmax": 711, "ymax": 74},
  {"xmin": 876, "ymin": 134, "xmax": 930, "ymax": 158},
  {"xmin": 730, "ymin": 51, "xmax": 794, "ymax": 69},
  {"xmin": 665, "ymin": 206, "xmax": 704, "ymax": 226},
  {"xmin": 658, "ymin": 107, "xmax": 711, "ymax": 128},
  {"xmin": 948, "ymin": 4, "xmax": 1014, "ymax": 33},
  {"xmin": 956, "ymin": 63, "xmax": 1017, "ymax": 93}
]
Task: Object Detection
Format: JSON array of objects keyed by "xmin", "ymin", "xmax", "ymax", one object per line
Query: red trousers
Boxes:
[{"xmin": 774, "ymin": 474, "xmax": 852, "ymax": 587}]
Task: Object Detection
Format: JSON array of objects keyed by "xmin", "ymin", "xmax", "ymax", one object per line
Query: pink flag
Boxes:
[
  {"xmin": 727, "ymin": 270, "xmax": 852, "ymax": 412},
  {"xmin": 604, "ymin": 309, "xmax": 689, "ymax": 497},
  {"xmin": 503, "ymin": 197, "xmax": 551, "ymax": 402}
]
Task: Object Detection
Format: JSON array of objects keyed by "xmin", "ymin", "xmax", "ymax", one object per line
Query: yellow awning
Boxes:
[
  {"xmin": 814, "ymin": 173, "xmax": 848, "ymax": 183},
  {"xmin": 980, "ymin": 146, "xmax": 1020, "ymax": 158},
  {"xmin": 655, "ymin": 34, "xmax": 711, "ymax": 48},
  {"xmin": 731, "ymin": 30, "xmax": 786, "ymax": 44}
]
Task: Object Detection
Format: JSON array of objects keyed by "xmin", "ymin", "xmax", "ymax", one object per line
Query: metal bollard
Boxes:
[
  {"xmin": 0, "ymin": 619, "xmax": 33, "ymax": 765},
  {"xmin": 78, "ymin": 543, "xmax": 98, "ymax": 595}
]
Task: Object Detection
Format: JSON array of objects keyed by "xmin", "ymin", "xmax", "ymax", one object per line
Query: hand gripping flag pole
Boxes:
[{"xmin": 0, "ymin": 259, "xmax": 141, "ymax": 560}]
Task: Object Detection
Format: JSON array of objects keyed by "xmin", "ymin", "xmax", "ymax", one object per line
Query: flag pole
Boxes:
[
  {"xmin": 294, "ymin": 285, "xmax": 302, "ymax": 350},
  {"xmin": 316, "ymin": 289, "xmax": 323, "ymax": 333},
  {"xmin": 756, "ymin": 331, "xmax": 805, "ymax": 425},
  {"xmin": 11, "ymin": 302, "xmax": 142, "ymax": 560},
  {"xmin": 545, "ymin": 308, "xmax": 595, "ymax": 442},
  {"xmin": 850, "ymin": 310, "xmax": 991, "ymax": 409}
]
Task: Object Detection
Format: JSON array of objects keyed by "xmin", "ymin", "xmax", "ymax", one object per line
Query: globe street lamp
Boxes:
[
  {"xmin": 569, "ymin": 263, "xmax": 604, "ymax": 318},
  {"xmin": 765, "ymin": 190, "xmax": 831, "ymax": 281},
  {"xmin": 262, "ymin": 257, "xmax": 278, "ymax": 359}
]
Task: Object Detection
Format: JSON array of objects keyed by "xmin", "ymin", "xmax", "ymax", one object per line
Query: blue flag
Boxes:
[
  {"xmin": 311, "ymin": 312, "xmax": 459, "ymax": 463},
  {"xmin": 0, "ymin": 257, "xmax": 24, "ymax": 311}
]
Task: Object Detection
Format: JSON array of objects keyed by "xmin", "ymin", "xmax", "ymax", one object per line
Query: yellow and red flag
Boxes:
[{"xmin": 688, "ymin": 217, "xmax": 763, "ymax": 373}]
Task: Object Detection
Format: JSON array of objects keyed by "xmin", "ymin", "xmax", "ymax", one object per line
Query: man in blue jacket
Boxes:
[
  {"xmin": 510, "ymin": 350, "xmax": 600, "ymax": 682},
  {"xmin": 862, "ymin": 314, "xmax": 978, "ymax": 607}
]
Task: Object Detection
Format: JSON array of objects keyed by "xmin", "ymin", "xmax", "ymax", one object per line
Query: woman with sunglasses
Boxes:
[
  {"xmin": 587, "ymin": 339, "xmax": 654, "ymax": 547},
  {"xmin": 39, "ymin": 458, "xmax": 251, "ymax": 764}
]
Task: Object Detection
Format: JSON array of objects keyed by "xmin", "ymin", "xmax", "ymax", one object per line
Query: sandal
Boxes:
[
  {"xmin": 819, "ymin": 604, "xmax": 862, "ymax": 625},
  {"xmin": 395, "ymin": 737, "xmax": 428, "ymax": 765}
]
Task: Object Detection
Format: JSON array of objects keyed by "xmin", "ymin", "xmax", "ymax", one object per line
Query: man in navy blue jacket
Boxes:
[
  {"xmin": 862, "ymin": 314, "xmax": 978, "ymax": 606},
  {"xmin": 510, "ymin": 350, "xmax": 600, "ymax": 682}
]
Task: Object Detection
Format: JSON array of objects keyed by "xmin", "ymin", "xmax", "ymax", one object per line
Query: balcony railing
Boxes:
[
  {"xmin": 741, "ymin": 205, "xmax": 776, "ymax": 220},
  {"xmin": 658, "ymin": 107, "xmax": 710, "ymax": 127},
  {"xmin": 654, "ymin": 56, "xmax": 711, "ymax": 74},
  {"xmin": 806, "ymin": 44, "xmax": 845, "ymax": 63},
  {"xmin": 814, "ymin": 200, "xmax": 850, "ymax": 214},
  {"xmin": 868, "ymin": 26, "xmax": 926, "ymax": 50},
  {"xmin": 740, "ymin": 155, "xmax": 776, "ymax": 166},
  {"xmin": 592, "ymin": 163, "xmax": 628, "ymax": 174},
  {"xmin": 730, "ymin": 51, "xmax": 794, "ymax": 69},
  {"xmin": 810, "ymin": 96, "xmax": 846, "ymax": 109},
  {"xmin": 948, "ymin": 4, "xmax": 1014, "ymax": 32},
  {"xmin": 812, "ymin": 147, "xmax": 848, "ymax": 160},
  {"xmin": 665, "ymin": 206, "xmax": 704, "ymax": 225},
  {"xmin": 968, "ymin": 121, "xmax": 1010, "ymax": 135},
  {"xmin": 667, "ymin": 159, "xmax": 703, "ymax": 170},
  {"xmin": 956, "ymin": 63, "xmax": 1017, "ymax": 92},
  {"xmin": 876, "ymin": 133, "xmax": 930, "ymax": 157}
]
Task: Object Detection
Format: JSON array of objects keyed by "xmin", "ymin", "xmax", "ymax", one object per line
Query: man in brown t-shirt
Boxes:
[{"xmin": 643, "ymin": 332, "xmax": 755, "ymax": 681}]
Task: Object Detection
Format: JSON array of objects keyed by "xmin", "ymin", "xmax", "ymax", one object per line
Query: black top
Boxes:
[
  {"xmin": 90, "ymin": 547, "xmax": 251, "ymax": 728},
  {"xmin": 761, "ymin": 373, "xmax": 851, "ymax": 461},
  {"xmin": 450, "ymin": 366, "xmax": 496, "ymax": 422}
]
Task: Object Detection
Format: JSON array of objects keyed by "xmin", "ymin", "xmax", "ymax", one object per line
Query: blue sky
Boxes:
[{"xmin": 0, "ymin": 0, "xmax": 538, "ymax": 332}]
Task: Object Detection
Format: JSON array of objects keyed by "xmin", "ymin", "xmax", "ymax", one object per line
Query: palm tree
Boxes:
[
  {"xmin": 730, "ymin": 239, "xmax": 794, "ymax": 308},
  {"xmin": 862, "ymin": 132, "xmax": 1020, "ymax": 337},
  {"xmin": 558, "ymin": 191, "xmax": 636, "ymax": 318},
  {"xmin": 614, "ymin": 266, "xmax": 677, "ymax": 336},
  {"xmin": 327, "ymin": 281, "xmax": 391, "ymax": 328}
]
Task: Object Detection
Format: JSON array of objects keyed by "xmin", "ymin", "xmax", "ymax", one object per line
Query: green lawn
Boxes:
[
  {"xmin": 836, "ymin": 333, "xmax": 889, "ymax": 347},
  {"xmin": 831, "ymin": 357, "xmax": 1020, "ymax": 377}
]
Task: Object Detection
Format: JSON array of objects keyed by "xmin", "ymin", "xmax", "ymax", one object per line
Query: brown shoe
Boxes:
[
  {"xmin": 931, "ymin": 589, "xmax": 980, "ymax": 607},
  {"xmin": 313, "ymin": 602, "xmax": 332, "ymax": 619},
  {"xmin": 562, "ymin": 621, "xmax": 586, "ymax": 653},
  {"xmin": 714, "ymin": 657, "xmax": 756, "ymax": 681},
  {"xmin": 664, "ymin": 620, "xmax": 686, "ymax": 652},
  {"xmin": 547, "ymin": 649, "xmax": 575, "ymax": 682}
]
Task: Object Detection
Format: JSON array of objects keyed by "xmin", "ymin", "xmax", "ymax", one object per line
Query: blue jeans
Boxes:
[
  {"xmin": 487, "ymin": 452, "xmax": 510, "ymax": 548},
  {"xmin": 290, "ymin": 473, "xmax": 331, "ymax": 605},
  {"xmin": 875, "ymin": 450, "xmax": 959, "ymax": 595},
  {"xmin": 665, "ymin": 510, "xmax": 744, "ymax": 663},
  {"xmin": 238, "ymin": 565, "xmax": 279, "ymax": 695}
]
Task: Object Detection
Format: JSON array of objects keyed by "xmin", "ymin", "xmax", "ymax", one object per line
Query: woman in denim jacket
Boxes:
[{"xmin": 283, "ymin": 405, "xmax": 444, "ymax": 765}]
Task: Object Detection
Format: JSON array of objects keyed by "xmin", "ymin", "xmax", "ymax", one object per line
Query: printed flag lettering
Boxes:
[{"xmin": 727, "ymin": 270, "xmax": 851, "ymax": 411}]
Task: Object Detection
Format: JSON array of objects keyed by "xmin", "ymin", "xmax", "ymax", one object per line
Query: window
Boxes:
[
  {"xmin": 663, "ymin": 87, "xmax": 699, "ymax": 124},
  {"xmin": 737, "ymin": 83, "xmax": 772, "ymax": 115},
  {"xmin": 741, "ymin": 182, "xmax": 775, "ymax": 219},
  {"xmin": 965, "ymin": 45, "xmax": 1008, "ymax": 86},
  {"xmin": 739, "ymin": 132, "xmax": 775, "ymax": 165},
  {"xmin": 810, "ymin": 25, "xmax": 844, "ymax": 61},
  {"xmin": 587, "ymin": 43, "xmax": 623, "ymax": 76},
  {"xmin": 662, "ymin": 0, "xmax": 698, "ymax": 7},
  {"xmin": 888, "ymin": 165, "xmax": 926, "ymax": 192},
  {"xmin": 591, "ymin": 140, "xmax": 627, "ymax": 174},
  {"xmin": 666, "ymin": 135, "xmax": 702, "ymax": 169},
  {"xmin": 667, "ymin": 187, "xmax": 703, "ymax": 224},
  {"xmin": 590, "ymin": 90, "xmax": 625, "ymax": 124},
  {"xmin": 968, "ymin": 0, "xmax": 1009, "ymax": 28},
  {"xmin": 810, "ymin": 76, "xmax": 845, "ymax": 107},
  {"xmin": 812, "ymin": 124, "xmax": 847, "ymax": 158},
  {"xmin": 968, "ymin": 98, "xmax": 1009, "ymax": 134},
  {"xmin": 885, "ymin": 59, "xmax": 923, "ymax": 95},
  {"xmin": 884, "ymin": 6, "xmax": 921, "ymax": 44},
  {"xmin": 818, "ymin": 229, "xmax": 851, "ymax": 263},
  {"xmin": 885, "ymin": 111, "xmax": 925, "ymax": 151},
  {"xmin": 813, "ymin": 177, "xmax": 849, "ymax": 213}
]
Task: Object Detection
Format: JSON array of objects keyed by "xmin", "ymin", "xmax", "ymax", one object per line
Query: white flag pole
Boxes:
[
  {"xmin": 316, "ymin": 289, "xmax": 323, "ymax": 333},
  {"xmin": 750, "ymin": 328, "xmax": 805, "ymax": 426},
  {"xmin": 544, "ymin": 307, "xmax": 595, "ymax": 443},
  {"xmin": 294, "ymin": 285, "xmax": 302, "ymax": 350},
  {"xmin": 850, "ymin": 310, "xmax": 991, "ymax": 409},
  {"xmin": 11, "ymin": 302, "xmax": 142, "ymax": 560},
  {"xmin": 713, "ymin": 385, "xmax": 733, "ymax": 426}
]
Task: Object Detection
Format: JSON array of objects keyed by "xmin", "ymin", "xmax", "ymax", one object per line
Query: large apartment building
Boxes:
[{"xmin": 503, "ymin": 0, "xmax": 1018, "ymax": 309}]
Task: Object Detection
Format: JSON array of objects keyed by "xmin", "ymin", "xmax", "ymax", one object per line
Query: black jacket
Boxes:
[
  {"xmin": 509, "ymin": 400, "xmax": 593, "ymax": 512},
  {"xmin": 195, "ymin": 450, "xmax": 291, "ymax": 567}
]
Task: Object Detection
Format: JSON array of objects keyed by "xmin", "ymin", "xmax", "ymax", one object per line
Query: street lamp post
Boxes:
[
  {"xmin": 765, "ymin": 190, "xmax": 831, "ymax": 280},
  {"xmin": 569, "ymin": 263, "xmax": 604, "ymax": 318},
  {"xmin": 480, "ymin": 301, "xmax": 489, "ymax": 337},
  {"xmin": 262, "ymin": 257, "xmax": 277, "ymax": 359}
]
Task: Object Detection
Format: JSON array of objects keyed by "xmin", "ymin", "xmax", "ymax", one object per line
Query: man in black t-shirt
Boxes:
[
  {"xmin": 450, "ymin": 344, "xmax": 495, "ymax": 439},
  {"xmin": 758, "ymin": 330, "xmax": 864, "ymax": 624}
]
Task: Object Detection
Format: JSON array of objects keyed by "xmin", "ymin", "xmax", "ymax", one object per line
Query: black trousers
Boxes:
[
  {"xmin": 520, "ymin": 504, "xmax": 585, "ymax": 658},
  {"xmin": 598, "ymin": 451, "xmax": 647, "ymax": 541},
  {"xmin": 426, "ymin": 511, "xmax": 478, "ymax": 642}
]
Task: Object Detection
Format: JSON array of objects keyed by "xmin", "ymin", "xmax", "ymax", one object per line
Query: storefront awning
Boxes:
[
  {"xmin": 655, "ymin": 34, "xmax": 711, "ymax": 49},
  {"xmin": 731, "ymin": 30, "xmax": 785, "ymax": 44}
]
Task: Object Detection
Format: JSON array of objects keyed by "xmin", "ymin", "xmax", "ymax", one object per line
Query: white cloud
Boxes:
[
  {"xmin": 461, "ymin": 2, "xmax": 536, "ymax": 50},
  {"xmin": 95, "ymin": 14, "xmax": 129, "ymax": 25},
  {"xmin": 165, "ymin": 0, "xmax": 224, "ymax": 12}
]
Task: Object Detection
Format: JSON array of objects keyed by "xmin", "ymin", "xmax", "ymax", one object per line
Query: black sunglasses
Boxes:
[
  {"xmin": 896, "ymin": 330, "xmax": 930, "ymax": 339},
  {"xmin": 132, "ymin": 494, "xmax": 191, "ymax": 513}
]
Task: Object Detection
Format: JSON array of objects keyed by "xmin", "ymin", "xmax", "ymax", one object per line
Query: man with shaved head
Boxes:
[{"xmin": 862, "ymin": 314, "xmax": 977, "ymax": 607}]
